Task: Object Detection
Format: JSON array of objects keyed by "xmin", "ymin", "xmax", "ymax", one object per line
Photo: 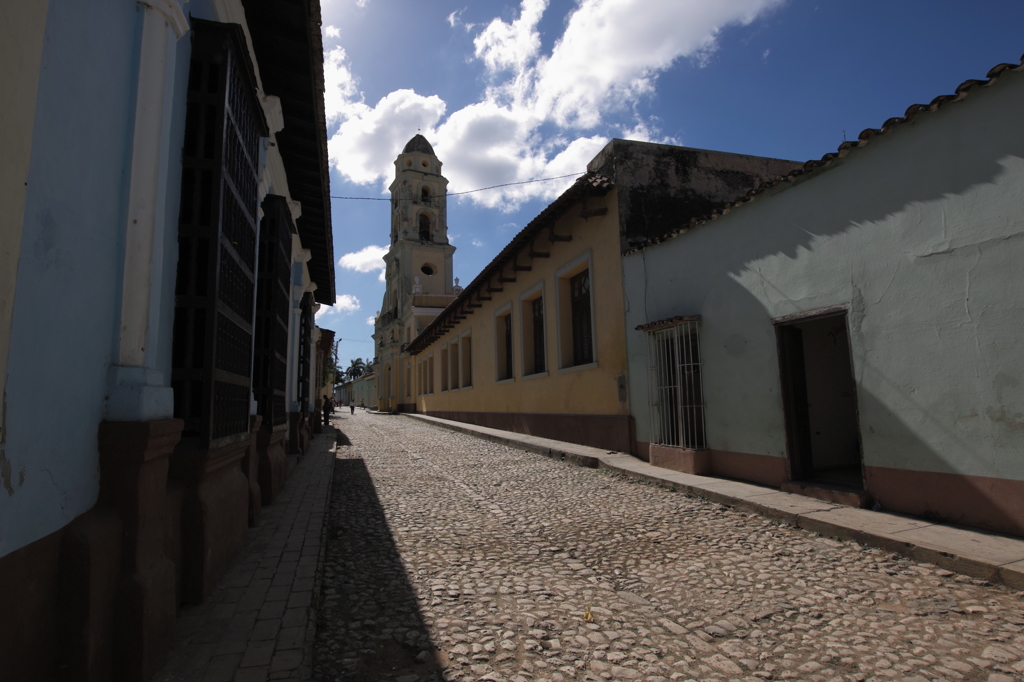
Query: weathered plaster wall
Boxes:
[
  {"xmin": 0, "ymin": 2, "xmax": 50, "ymax": 497},
  {"xmin": 0, "ymin": 0, "xmax": 223, "ymax": 559},
  {"xmin": 623, "ymin": 70, "xmax": 1024, "ymax": 482},
  {"xmin": 587, "ymin": 139, "xmax": 802, "ymax": 251},
  {"xmin": 0, "ymin": 3, "xmax": 144, "ymax": 558}
]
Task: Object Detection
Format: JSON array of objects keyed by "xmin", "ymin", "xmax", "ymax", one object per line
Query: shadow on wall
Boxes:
[
  {"xmin": 854, "ymin": 374, "xmax": 1024, "ymax": 537},
  {"xmin": 313, "ymin": 458, "xmax": 443, "ymax": 681},
  {"xmin": 638, "ymin": 89, "xmax": 1024, "ymax": 299}
]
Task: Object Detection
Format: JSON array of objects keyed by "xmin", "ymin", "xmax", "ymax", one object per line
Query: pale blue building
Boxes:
[{"xmin": 0, "ymin": 1, "xmax": 336, "ymax": 678}]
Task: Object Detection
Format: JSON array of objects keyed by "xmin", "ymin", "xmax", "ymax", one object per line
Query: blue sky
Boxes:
[{"xmin": 312, "ymin": 0, "xmax": 1024, "ymax": 371}]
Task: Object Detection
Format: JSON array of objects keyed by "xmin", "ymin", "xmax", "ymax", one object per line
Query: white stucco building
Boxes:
[{"xmin": 622, "ymin": 56, "xmax": 1024, "ymax": 537}]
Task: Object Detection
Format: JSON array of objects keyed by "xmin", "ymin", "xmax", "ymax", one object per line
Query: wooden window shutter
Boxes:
[
  {"xmin": 172, "ymin": 20, "xmax": 269, "ymax": 445},
  {"xmin": 253, "ymin": 195, "xmax": 293, "ymax": 427}
]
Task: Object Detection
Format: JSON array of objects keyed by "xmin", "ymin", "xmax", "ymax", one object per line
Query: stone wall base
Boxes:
[
  {"xmin": 638, "ymin": 442, "xmax": 787, "ymax": 488},
  {"xmin": 258, "ymin": 424, "xmax": 289, "ymax": 505},
  {"xmin": 866, "ymin": 465, "xmax": 1024, "ymax": 538},
  {"xmin": 172, "ymin": 436, "xmax": 250, "ymax": 604}
]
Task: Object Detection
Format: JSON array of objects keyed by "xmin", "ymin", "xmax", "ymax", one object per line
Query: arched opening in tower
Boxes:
[{"xmin": 419, "ymin": 213, "xmax": 431, "ymax": 241}]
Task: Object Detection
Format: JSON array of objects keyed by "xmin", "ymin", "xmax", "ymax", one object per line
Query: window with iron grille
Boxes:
[
  {"xmin": 172, "ymin": 20, "xmax": 267, "ymax": 445},
  {"xmin": 645, "ymin": 319, "xmax": 707, "ymax": 450},
  {"xmin": 253, "ymin": 195, "xmax": 292, "ymax": 427},
  {"xmin": 570, "ymin": 270, "xmax": 593, "ymax": 366}
]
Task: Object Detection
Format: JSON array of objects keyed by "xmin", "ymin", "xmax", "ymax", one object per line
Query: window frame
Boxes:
[
  {"xmin": 459, "ymin": 328, "xmax": 473, "ymax": 389},
  {"xmin": 448, "ymin": 337, "xmax": 459, "ymax": 392},
  {"xmin": 518, "ymin": 280, "xmax": 548, "ymax": 379},
  {"xmin": 440, "ymin": 344, "xmax": 449, "ymax": 392},
  {"xmin": 554, "ymin": 249, "xmax": 597, "ymax": 372},
  {"xmin": 493, "ymin": 302, "xmax": 515, "ymax": 383}
]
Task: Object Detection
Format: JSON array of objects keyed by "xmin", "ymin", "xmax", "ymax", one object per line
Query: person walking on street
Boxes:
[
  {"xmin": 322, "ymin": 395, "xmax": 331, "ymax": 425},
  {"xmin": 350, "ymin": 402, "xmax": 355, "ymax": 415}
]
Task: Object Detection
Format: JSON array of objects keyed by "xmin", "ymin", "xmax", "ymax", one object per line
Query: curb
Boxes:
[{"xmin": 405, "ymin": 413, "xmax": 1024, "ymax": 590}]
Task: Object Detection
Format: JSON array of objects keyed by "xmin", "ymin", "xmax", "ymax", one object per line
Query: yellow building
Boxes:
[
  {"xmin": 406, "ymin": 173, "xmax": 634, "ymax": 451},
  {"xmin": 404, "ymin": 139, "xmax": 803, "ymax": 454}
]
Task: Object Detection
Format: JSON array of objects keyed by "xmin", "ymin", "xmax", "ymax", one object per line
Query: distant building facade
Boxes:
[
  {"xmin": 406, "ymin": 140, "xmax": 801, "ymax": 452},
  {"xmin": 0, "ymin": 1, "xmax": 335, "ymax": 678}
]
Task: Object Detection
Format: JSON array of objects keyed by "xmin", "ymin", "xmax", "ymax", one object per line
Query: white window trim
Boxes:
[
  {"xmin": 554, "ymin": 248, "xmax": 596, "ymax": 371},
  {"xmin": 493, "ymin": 302, "xmax": 514, "ymax": 383},
  {"xmin": 518, "ymin": 280, "xmax": 547, "ymax": 378}
]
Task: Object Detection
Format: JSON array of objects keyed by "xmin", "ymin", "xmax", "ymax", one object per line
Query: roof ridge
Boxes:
[{"xmin": 622, "ymin": 52, "xmax": 1024, "ymax": 256}]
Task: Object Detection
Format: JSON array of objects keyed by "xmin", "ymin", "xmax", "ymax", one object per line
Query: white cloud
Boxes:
[
  {"xmin": 316, "ymin": 294, "xmax": 361, "ymax": 318},
  {"xmin": 355, "ymin": 0, "xmax": 368, "ymax": 7},
  {"xmin": 324, "ymin": 25, "xmax": 340, "ymax": 38},
  {"xmin": 471, "ymin": 238, "xmax": 484, "ymax": 248},
  {"xmin": 325, "ymin": 0, "xmax": 783, "ymax": 209},
  {"xmin": 339, "ymin": 245, "xmax": 388, "ymax": 282},
  {"xmin": 366, "ymin": 315, "xmax": 376, "ymax": 326},
  {"xmin": 474, "ymin": 0, "xmax": 547, "ymax": 75}
]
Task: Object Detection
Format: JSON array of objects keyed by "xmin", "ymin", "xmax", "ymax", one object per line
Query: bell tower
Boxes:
[{"xmin": 373, "ymin": 134, "xmax": 457, "ymax": 410}]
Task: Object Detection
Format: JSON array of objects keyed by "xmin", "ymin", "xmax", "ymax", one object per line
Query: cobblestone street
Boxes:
[{"xmin": 314, "ymin": 412, "xmax": 1024, "ymax": 682}]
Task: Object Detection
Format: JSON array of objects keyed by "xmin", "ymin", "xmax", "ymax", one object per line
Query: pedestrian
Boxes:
[
  {"xmin": 350, "ymin": 402, "xmax": 355, "ymax": 415},
  {"xmin": 322, "ymin": 395, "xmax": 330, "ymax": 424}
]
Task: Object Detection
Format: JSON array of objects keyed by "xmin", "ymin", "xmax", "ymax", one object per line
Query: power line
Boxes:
[{"xmin": 328, "ymin": 171, "xmax": 586, "ymax": 201}]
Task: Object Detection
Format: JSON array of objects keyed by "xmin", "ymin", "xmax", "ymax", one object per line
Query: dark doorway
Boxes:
[{"xmin": 777, "ymin": 312, "xmax": 864, "ymax": 490}]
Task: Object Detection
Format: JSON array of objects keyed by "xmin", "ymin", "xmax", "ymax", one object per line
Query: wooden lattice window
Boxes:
[
  {"xmin": 297, "ymin": 293, "xmax": 313, "ymax": 412},
  {"xmin": 172, "ymin": 20, "xmax": 268, "ymax": 444},
  {"xmin": 253, "ymin": 195, "xmax": 293, "ymax": 427}
]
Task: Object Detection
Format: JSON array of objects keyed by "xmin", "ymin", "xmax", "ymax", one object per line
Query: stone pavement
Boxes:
[
  {"xmin": 314, "ymin": 412, "xmax": 1024, "ymax": 682},
  {"xmin": 153, "ymin": 428, "xmax": 335, "ymax": 682},
  {"xmin": 409, "ymin": 414, "xmax": 1024, "ymax": 591}
]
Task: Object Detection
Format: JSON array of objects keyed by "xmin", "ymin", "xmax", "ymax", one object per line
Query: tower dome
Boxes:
[{"xmin": 402, "ymin": 134, "xmax": 435, "ymax": 155}]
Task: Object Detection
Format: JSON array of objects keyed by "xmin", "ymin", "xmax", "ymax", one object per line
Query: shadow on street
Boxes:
[{"xmin": 313, "ymin": 457, "xmax": 443, "ymax": 682}]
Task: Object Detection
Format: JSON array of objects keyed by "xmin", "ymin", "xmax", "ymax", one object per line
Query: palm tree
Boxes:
[{"xmin": 346, "ymin": 357, "xmax": 366, "ymax": 380}]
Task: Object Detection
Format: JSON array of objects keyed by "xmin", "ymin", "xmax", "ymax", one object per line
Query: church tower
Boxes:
[{"xmin": 373, "ymin": 134, "xmax": 457, "ymax": 410}]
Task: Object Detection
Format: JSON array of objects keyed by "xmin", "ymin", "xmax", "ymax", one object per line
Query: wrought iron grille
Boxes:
[
  {"xmin": 646, "ymin": 320, "xmax": 707, "ymax": 450},
  {"xmin": 171, "ymin": 20, "xmax": 267, "ymax": 444}
]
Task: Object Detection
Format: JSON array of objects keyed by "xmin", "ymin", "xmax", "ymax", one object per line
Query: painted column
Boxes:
[{"xmin": 106, "ymin": 0, "xmax": 189, "ymax": 421}]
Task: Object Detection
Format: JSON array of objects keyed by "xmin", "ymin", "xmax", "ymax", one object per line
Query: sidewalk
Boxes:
[
  {"xmin": 152, "ymin": 430, "xmax": 335, "ymax": 682},
  {"xmin": 407, "ymin": 413, "xmax": 1024, "ymax": 590}
]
